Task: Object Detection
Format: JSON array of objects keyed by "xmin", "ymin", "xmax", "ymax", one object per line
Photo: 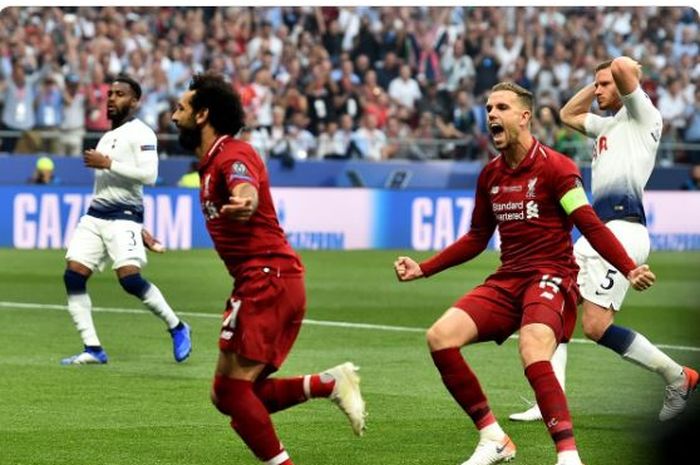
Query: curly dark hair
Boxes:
[
  {"xmin": 188, "ymin": 73, "xmax": 245, "ymax": 137},
  {"xmin": 113, "ymin": 73, "xmax": 142, "ymax": 100}
]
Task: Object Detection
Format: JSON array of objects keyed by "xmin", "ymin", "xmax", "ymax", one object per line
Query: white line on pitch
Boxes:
[{"xmin": 1, "ymin": 300, "xmax": 699, "ymax": 353}]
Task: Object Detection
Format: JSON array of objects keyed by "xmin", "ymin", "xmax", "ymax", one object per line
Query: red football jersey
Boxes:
[
  {"xmin": 198, "ymin": 135, "xmax": 303, "ymax": 278},
  {"xmin": 475, "ymin": 138, "xmax": 581, "ymax": 277}
]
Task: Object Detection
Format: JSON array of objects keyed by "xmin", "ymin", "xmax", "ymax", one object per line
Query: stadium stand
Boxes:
[{"xmin": 0, "ymin": 6, "xmax": 698, "ymax": 176}]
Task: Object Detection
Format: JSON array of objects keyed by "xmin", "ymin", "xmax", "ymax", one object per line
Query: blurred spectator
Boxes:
[
  {"xmin": 247, "ymin": 20, "xmax": 283, "ymax": 72},
  {"xmin": 409, "ymin": 111, "xmax": 453, "ymax": 160},
  {"xmin": 441, "ymin": 39, "xmax": 476, "ymax": 93},
  {"xmin": 382, "ymin": 116, "xmax": 411, "ymax": 160},
  {"xmin": 177, "ymin": 160, "xmax": 200, "ymax": 188},
  {"xmin": 315, "ymin": 121, "xmax": 339, "ymax": 159},
  {"xmin": 251, "ymin": 67, "xmax": 275, "ymax": 129},
  {"xmin": 417, "ymin": 34, "xmax": 443, "ymax": 85},
  {"xmin": 350, "ymin": 113, "xmax": 386, "ymax": 160},
  {"xmin": 268, "ymin": 105, "xmax": 289, "ymax": 159},
  {"xmin": 658, "ymin": 78, "xmax": 690, "ymax": 163},
  {"xmin": 533, "ymin": 105, "xmax": 561, "ymax": 147},
  {"xmin": 35, "ymin": 75, "xmax": 63, "ymax": 154},
  {"xmin": 330, "ymin": 113, "xmax": 355, "ymax": 158},
  {"xmin": 305, "ymin": 63, "xmax": 337, "ymax": 134},
  {"xmin": 684, "ymin": 88, "xmax": 700, "ymax": 164},
  {"xmin": 680, "ymin": 165, "xmax": 700, "ymax": 190},
  {"xmin": 241, "ymin": 112, "xmax": 272, "ymax": 161},
  {"xmin": 29, "ymin": 156, "xmax": 59, "ymax": 184},
  {"xmin": 473, "ymin": 40, "xmax": 500, "ymax": 97},
  {"xmin": 58, "ymin": 73, "xmax": 86, "ymax": 156},
  {"xmin": 388, "ymin": 64, "xmax": 422, "ymax": 117},
  {"xmin": 156, "ymin": 109, "xmax": 180, "ymax": 156},
  {"xmin": 1, "ymin": 59, "xmax": 40, "ymax": 153},
  {"xmin": 285, "ymin": 112, "xmax": 316, "ymax": 160},
  {"xmin": 416, "ymin": 82, "xmax": 450, "ymax": 122},
  {"xmin": 84, "ymin": 64, "xmax": 110, "ymax": 146},
  {"xmin": 376, "ymin": 51, "xmax": 400, "ymax": 90},
  {"xmin": 445, "ymin": 90, "xmax": 481, "ymax": 160}
]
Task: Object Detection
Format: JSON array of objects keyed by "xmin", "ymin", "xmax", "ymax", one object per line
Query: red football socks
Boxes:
[
  {"xmin": 253, "ymin": 374, "xmax": 335, "ymax": 413},
  {"xmin": 431, "ymin": 348, "xmax": 496, "ymax": 429},
  {"xmin": 213, "ymin": 376, "xmax": 288, "ymax": 462},
  {"xmin": 525, "ymin": 361, "xmax": 577, "ymax": 452}
]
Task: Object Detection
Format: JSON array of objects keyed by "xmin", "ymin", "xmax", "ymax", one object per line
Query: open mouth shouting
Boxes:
[{"xmin": 489, "ymin": 121, "xmax": 506, "ymax": 145}]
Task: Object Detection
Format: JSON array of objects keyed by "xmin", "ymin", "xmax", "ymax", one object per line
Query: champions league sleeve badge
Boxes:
[{"xmin": 229, "ymin": 161, "xmax": 254, "ymax": 183}]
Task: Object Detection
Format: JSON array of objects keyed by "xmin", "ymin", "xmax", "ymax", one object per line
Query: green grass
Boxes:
[{"xmin": 0, "ymin": 249, "xmax": 698, "ymax": 465}]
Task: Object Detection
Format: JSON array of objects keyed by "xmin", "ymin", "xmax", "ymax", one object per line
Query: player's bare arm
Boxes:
[
  {"xmin": 393, "ymin": 256, "xmax": 423, "ymax": 282},
  {"xmin": 560, "ymin": 185, "xmax": 655, "ymax": 292},
  {"xmin": 220, "ymin": 182, "xmax": 259, "ymax": 222},
  {"xmin": 83, "ymin": 149, "xmax": 112, "ymax": 169},
  {"xmin": 559, "ymin": 83, "xmax": 595, "ymax": 134},
  {"xmin": 611, "ymin": 56, "xmax": 642, "ymax": 96}
]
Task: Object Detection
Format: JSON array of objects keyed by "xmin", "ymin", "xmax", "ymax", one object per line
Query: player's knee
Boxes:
[
  {"xmin": 212, "ymin": 376, "xmax": 236, "ymax": 415},
  {"xmin": 518, "ymin": 326, "xmax": 555, "ymax": 365},
  {"xmin": 426, "ymin": 323, "xmax": 451, "ymax": 351},
  {"xmin": 581, "ymin": 313, "xmax": 607, "ymax": 341},
  {"xmin": 118, "ymin": 273, "xmax": 151, "ymax": 298},
  {"xmin": 63, "ymin": 269, "xmax": 88, "ymax": 294}
]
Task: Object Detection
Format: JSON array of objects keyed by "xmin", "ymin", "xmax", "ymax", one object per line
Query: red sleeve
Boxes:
[
  {"xmin": 551, "ymin": 151, "xmax": 584, "ymax": 199},
  {"xmin": 419, "ymin": 173, "xmax": 496, "ymax": 277},
  {"xmin": 220, "ymin": 143, "xmax": 262, "ymax": 192},
  {"xmin": 570, "ymin": 205, "xmax": 636, "ymax": 276}
]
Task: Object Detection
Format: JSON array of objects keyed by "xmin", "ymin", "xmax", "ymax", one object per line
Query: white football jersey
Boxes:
[
  {"xmin": 87, "ymin": 118, "xmax": 158, "ymax": 222},
  {"xmin": 584, "ymin": 86, "xmax": 662, "ymax": 225}
]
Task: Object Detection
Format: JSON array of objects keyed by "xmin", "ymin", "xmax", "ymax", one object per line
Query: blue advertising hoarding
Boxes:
[{"xmin": 1, "ymin": 186, "xmax": 699, "ymax": 251}]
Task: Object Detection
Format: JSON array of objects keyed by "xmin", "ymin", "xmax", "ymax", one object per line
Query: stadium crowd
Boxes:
[{"xmin": 0, "ymin": 6, "xmax": 698, "ymax": 164}]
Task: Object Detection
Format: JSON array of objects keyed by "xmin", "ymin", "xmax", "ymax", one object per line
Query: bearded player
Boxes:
[
  {"xmin": 62, "ymin": 74, "xmax": 191, "ymax": 365},
  {"xmin": 171, "ymin": 73, "xmax": 366, "ymax": 465}
]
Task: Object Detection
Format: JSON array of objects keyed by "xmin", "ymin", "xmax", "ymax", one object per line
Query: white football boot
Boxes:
[
  {"xmin": 509, "ymin": 403, "xmax": 543, "ymax": 422},
  {"xmin": 659, "ymin": 366, "xmax": 699, "ymax": 421},
  {"xmin": 325, "ymin": 362, "xmax": 367, "ymax": 436},
  {"xmin": 460, "ymin": 435, "xmax": 516, "ymax": 465}
]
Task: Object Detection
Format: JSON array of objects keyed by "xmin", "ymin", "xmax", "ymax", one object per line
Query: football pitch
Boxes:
[{"xmin": 1, "ymin": 248, "xmax": 698, "ymax": 465}]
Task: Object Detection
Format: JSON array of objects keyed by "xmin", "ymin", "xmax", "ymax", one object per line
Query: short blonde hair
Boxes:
[{"xmin": 490, "ymin": 81, "xmax": 533, "ymax": 113}]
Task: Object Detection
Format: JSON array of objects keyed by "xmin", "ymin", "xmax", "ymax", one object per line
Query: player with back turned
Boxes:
[
  {"xmin": 509, "ymin": 57, "xmax": 698, "ymax": 423},
  {"xmin": 394, "ymin": 82, "xmax": 656, "ymax": 465},
  {"xmin": 171, "ymin": 73, "xmax": 366, "ymax": 465}
]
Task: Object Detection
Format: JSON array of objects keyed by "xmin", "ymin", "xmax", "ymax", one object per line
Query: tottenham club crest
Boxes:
[{"xmin": 526, "ymin": 177, "xmax": 538, "ymax": 199}]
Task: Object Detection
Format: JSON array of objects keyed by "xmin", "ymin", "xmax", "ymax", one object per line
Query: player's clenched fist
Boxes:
[
  {"xmin": 627, "ymin": 264, "xmax": 656, "ymax": 291},
  {"xmin": 394, "ymin": 256, "xmax": 424, "ymax": 282}
]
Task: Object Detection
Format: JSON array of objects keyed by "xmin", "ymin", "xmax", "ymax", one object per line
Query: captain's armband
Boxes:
[{"xmin": 560, "ymin": 186, "xmax": 589, "ymax": 215}]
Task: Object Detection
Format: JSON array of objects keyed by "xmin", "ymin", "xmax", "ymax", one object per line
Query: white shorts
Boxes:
[
  {"xmin": 65, "ymin": 215, "xmax": 147, "ymax": 272},
  {"xmin": 574, "ymin": 220, "xmax": 650, "ymax": 311}
]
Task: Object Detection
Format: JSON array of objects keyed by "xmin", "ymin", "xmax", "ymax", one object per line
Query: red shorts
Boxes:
[
  {"xmin": 219, "ymin": 266, "xmax": 306, "ymax": 371},
  {"xmin": 454, "ymin": 270, "xmax": 579, "ymax": 344}
]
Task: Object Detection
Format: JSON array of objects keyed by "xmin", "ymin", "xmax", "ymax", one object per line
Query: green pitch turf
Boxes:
[{"xmin": 0, "ymin": 249, "xmax": 698, "ymax": 465}]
